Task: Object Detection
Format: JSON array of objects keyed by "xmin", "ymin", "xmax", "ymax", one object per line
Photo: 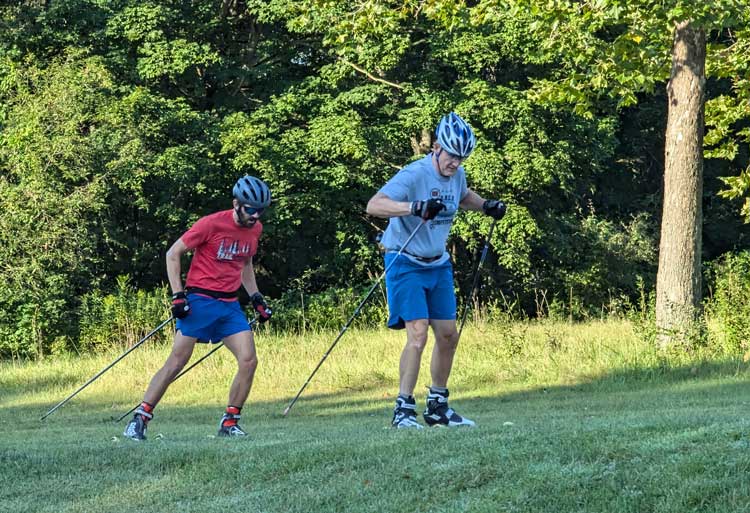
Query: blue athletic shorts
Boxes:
[
  {"xmin": 383, "ymin": 253, "xmax": 456, "ymax": 330},
  {"xmin": 176, "ymin": 293, "xmax": 252, "ymax": 343}
]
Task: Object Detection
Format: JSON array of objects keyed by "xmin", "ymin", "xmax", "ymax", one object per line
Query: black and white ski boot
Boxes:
[
  {"xmin": 423, "ymin": 387, "xmax": 475, "ymax": 427},
  {"xmin": 392, "ymin": 395, "xmax": 423, "ymax": 429}
]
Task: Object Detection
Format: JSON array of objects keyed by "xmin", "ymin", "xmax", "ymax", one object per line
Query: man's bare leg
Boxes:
[
  {"xmin": 216, "ymin": 330, "xmax": 258, "ymax": 436},
  {"xmin": 399, "ymin": 319, "xmax": 429, "ymax": 396},
  {"xmin": 143, "ymin": 331, "xmax": 197, "ymax": 406}
]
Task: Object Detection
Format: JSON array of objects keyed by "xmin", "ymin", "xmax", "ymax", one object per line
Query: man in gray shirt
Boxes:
[{"xmin": 366, "ymin": 112, "xmax": 506, "ymax": 429}]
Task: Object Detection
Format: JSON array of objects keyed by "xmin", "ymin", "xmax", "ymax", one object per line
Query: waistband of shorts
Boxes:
[
  {"xmin": 386, "ymin": 249, "xmax": 442, "ymax": 263},
  {"xmin": 185, "ymin": 287, "xmax": 238, "ymax": 299}
]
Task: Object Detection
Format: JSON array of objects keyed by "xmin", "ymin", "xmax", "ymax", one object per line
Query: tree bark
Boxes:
[
  {"xmin": 655, "ymin": 20, "xmax": 706, "ymax": 348},
  {"xmin": 410, "ymin": 128, "xmax": 432, "ymax": 156}
]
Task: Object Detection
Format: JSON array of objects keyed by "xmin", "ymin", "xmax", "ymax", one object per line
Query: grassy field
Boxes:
[{"xmin": 2, "ymin": 320, "xmax": 750, "ymax": 513}]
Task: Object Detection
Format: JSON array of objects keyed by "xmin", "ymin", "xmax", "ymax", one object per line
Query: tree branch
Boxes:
[{"xmin": 341, "ymin": 59, "xmax": 404, "ymax": 90}]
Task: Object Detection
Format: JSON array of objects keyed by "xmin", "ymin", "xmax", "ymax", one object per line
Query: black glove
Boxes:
[
  {"xmin": 482, "ymin": 199, "xmax": 507, "ymax": 220},
  {"xmin": 171, "ymin": 291, "xmax": 190, "ymax": 319},
  {"xmin": 411, "ymin": 198, "xmax": 446, "ymax": 221},
  {"xmin": 250, "ymin": 292, "xmax": 272, "ymax": 323}
]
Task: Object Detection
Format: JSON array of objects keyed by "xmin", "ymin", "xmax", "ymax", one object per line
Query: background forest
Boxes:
[{"xmin": 1, "ymin": 0, "xmax": 749, "ymax": 359}]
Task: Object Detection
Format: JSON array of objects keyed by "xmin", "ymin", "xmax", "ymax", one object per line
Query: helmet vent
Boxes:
[{"xmin": 233, "ymin": 175, "xmax": 272, "ymax": 208}]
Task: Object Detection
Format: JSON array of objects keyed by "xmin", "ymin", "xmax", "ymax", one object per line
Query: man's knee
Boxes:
[
  {"xmin": 435, "ymin": 329, "xmax": 459, "ymax": 351},
  {"xmin": 406, "ymin": 320, "xmax": 429, "ymax": 351},
  {"xmin": 238, "ymin": 354, "xmax": 258, "ymax": 376},
  {"xmin": 162, "ymin": 358, "xmax": 188, "ymax": 380},
  {"xmin": 168, "ymin": 334, "xmax": 195, "ymax": 373}
]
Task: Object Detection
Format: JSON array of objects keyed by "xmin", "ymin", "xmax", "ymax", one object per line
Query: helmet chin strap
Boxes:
[{"xmin": 434, "ymin": 149, "xmax": 453, "ymax": 178}]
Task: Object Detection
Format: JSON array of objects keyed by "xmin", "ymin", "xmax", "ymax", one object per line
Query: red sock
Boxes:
[
  {"xmin": 223, "ymin": 406, "xmax": 241, "ymax": 427},
  {"xmin": 138, "ymin": 402, "xmax": 154, "ymax": 423}
]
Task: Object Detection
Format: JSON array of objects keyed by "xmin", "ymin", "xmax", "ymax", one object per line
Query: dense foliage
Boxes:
[{"xmin": 1, "ymin": 1, "xmax": 749, "ymax": 358}]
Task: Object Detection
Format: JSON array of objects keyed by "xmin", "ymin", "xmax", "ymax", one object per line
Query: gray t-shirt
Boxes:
[{"xmin": 379, "ymin": 154, "xmax": 467, "ymax": 266}]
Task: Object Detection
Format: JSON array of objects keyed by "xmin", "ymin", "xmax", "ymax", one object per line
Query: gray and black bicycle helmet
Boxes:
[
  {"xmin": 435, "ymin": 112, "xmax": 476, "ymax": 158},
  {"xmin": 233, "ymin": 175, "xmax": 271, "ymax": 208}
]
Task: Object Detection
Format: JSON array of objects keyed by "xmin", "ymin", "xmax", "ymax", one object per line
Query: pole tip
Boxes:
[{"xmin": 282, "ymin": 407, "xmax": 290, "ymax": 416}]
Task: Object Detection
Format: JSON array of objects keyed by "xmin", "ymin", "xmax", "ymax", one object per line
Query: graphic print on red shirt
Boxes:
[{"xmin": 181, "ymin": 210, "xmax": 262, "ymax": 294}]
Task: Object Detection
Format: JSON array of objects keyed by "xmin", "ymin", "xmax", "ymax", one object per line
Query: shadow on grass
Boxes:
[
  {"xmin": 0, "ymin": 371, "xmax": 91, "ymax": 407},
  {"xmin": 13, "ymin": 354, "xmax": 749, "ymax": 430},
  {"xmin": 4, "ymin": 353, "xmax": 750, "ymax": 513}
]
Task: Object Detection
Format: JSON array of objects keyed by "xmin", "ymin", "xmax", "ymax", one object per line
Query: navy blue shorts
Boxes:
[
  {"xmin": 383, "ymin": 253, "xmax": 456, "ymax": 330},
  {"xmin": 176, "ymin": 294, "xmax": 252, "ymax": 343}
]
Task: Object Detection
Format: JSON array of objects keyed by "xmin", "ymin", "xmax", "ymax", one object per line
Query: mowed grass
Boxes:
[{"xmin": 3, "ymin": 320, "xmax": 750, "ymax": 513}]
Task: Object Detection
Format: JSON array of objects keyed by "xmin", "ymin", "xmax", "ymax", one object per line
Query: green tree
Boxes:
[
  {"xmin": 224, "ymin": 0, "xmax": 632, "ymax": 313},
  {"xmin": 494, "ymin": 0, "xmax": 749, "ymax": 344},
  {"xmin": 0, "ymin": 55, "xmax": 113, "ymax": 357},
  {"xmin": 3, "ymin": 0, "xmax": 747, "ymax": 357}
]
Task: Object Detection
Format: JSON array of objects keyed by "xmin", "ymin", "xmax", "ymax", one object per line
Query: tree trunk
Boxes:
[
  {"xmin": 655, "ymin": 20, "xmax": 706, "ymax": 348},
  {"xmin": 410, "ymin": 128, "xmax": 432, "ymax": 156}
]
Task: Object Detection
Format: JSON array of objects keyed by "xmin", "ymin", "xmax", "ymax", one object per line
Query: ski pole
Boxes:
[
  {"xmin": 40, "ymin": 316, "xmax": 173, "ymax": 420},
  {"xmin": 114, "ymin": 319, "xmax": 257, "ymax": 422},
  {"xmin": 457, "ymin": 219, "xmax": 498, "ymax": 342},
  {"xmin": 283, "ymin": 220, "xmax": 426, "ymax": 416}
]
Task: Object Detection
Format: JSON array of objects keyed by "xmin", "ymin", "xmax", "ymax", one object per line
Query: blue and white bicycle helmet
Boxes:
[
  {"xmin": 435, "ymin": 112, "xmax": 476, "ymax": 158},
  {"xmin": 233, "ymin": 175, "xmax": 271, "ymax": 208}
]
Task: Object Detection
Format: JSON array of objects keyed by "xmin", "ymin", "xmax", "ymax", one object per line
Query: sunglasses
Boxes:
[
  {"xmin": 242, "ymin": 205, "xmax": 265, "ymax": 216},
  {"xmin": 443, "ymin": 150, "xmax": 466, "ymax": 163}
]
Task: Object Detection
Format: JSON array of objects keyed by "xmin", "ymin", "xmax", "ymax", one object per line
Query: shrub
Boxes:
[
  {"xmin": 705, "ymin": 251, "xmax": 750, "ymax": 354},
  {"xmin": 268, "ymin": 286, "xmax": 389, "ymax": 334},
  {"xmin": 78, "ymin": 276, "xmax": 170, "ymax": 352}
]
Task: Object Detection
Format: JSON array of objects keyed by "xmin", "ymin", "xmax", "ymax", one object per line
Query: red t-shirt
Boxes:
[{"xmin": 181, "ymin": 210, "xmax": 262, "ymax": 293}]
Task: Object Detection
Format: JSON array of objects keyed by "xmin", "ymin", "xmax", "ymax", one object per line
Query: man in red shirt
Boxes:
[{"xmin": 124, "ymin": 176, "xmax": 273, "ymax": 440}]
